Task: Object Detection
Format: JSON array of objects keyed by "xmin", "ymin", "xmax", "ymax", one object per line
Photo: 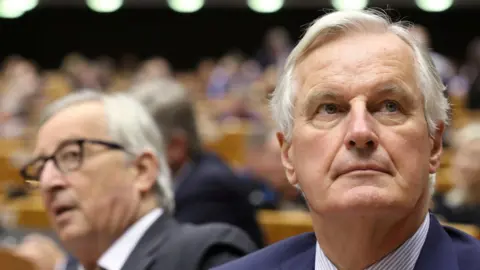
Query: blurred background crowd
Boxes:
[{"xmin": 0, "ymin": 0, "xmax": 480, "ymax": 267}]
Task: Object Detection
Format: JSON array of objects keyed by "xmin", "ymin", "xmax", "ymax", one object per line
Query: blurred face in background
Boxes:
[
  {"xmin": 264, "ymin": 135, "xmax": 299, "ymax": 199},
  {"xmin": 197, "ymin": 59, "xmax": 215, "ymax": 80},
  {"xmin": 4, "ymin": 60, "xmax": 41, "ymax": 94},
  {"xmin": 247, "ymin": 133, "xmax": 298, "ymax": 199},
  {"xmin": 135, "ymin": 57, "xmax": 172, "ymax": 83},
  {"xmin": 452, "ymin": 139, "xmax": 480, "ymax": 190},
  {"xmin": 219, "ymin": 55, "xmax": 242, "ymax": 76}
]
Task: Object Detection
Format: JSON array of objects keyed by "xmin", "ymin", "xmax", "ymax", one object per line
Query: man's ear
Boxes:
[
  {"xmin": 133, "ymin": 150, "xmax": 158, "ymax": 194},
  {"xmin": 429, "ymin": 122, "xmax": 445, "ymax": 174},
  {"xmin": 277, "ymin": 132, "xmax": 297, "ymax": 186}
]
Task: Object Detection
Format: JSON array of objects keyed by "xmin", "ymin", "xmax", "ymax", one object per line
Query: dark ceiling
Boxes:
[{"xmin": 39, "ymin": 0, "xmax": 480, "ymax": 8}]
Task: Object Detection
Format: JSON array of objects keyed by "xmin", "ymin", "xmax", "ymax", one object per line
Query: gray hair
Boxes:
[
  {"xmin": 129, "ymin": 79, "xmax": 202, "ymax": 158},
  {"xmin": 39, "ymin": 89, "xmax": 175, "ymax": 213},
  {"xmin": 270, "ymin": 9, "xmax": 450, "ymax": 141}
]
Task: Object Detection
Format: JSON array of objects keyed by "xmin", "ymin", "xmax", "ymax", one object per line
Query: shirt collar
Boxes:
[
  {"xmin": 89, "ymin": 208, "xmax": 163, "ymax": 270},
  {"xmin": 315, "ymin": 214, "xmax": 430, "ymax": 270}
]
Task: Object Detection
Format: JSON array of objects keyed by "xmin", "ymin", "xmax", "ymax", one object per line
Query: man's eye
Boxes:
[
  {"xmin": 59, "ymin": 151, "xmax": 81, "ymax": 162},
  {"xmin": 318, "ymin": 104, "xmax": 339, "ymax": 114},
  {"xmin": 382, "ymin": 100, "xmax": 400, "ymax": 113}
]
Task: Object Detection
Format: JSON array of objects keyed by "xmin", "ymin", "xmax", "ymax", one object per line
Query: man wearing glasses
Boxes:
[{"xmin": 20, "ymin": 91, "xmax": 256, "ymax": 270}]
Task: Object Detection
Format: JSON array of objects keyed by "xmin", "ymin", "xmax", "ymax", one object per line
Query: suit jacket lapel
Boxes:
[
  {"xmin": 414, "ymin": 214, "xmax": 459, "ymax": 270},
  {"xmin": 280, "ymin": 233, "xmax": 316, "ymax": 270},
  {"xmin": 121, "ymin": 214, "xmax": 178, "ymax": 270}
]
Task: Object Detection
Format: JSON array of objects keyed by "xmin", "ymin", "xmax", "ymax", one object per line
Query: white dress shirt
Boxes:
[
  {"xmin": 315, "ymin": 214, "xmax": 430, "ymax": 270},
  {"xmin": 74, "ymin": 208, "xmax": 163, "ymax": 270}
]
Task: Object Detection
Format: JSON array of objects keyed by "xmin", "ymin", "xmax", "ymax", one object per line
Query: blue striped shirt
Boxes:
[{"xmin": 315, "ymin": 214, "xmax": 430, "ymax": 270}]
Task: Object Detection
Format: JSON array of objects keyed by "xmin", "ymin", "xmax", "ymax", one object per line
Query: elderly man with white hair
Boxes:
[
  {"xmin": 19, "ymin": 91, "xmax": 256, "ymax": 270},
  {"xmin": 214, "ymin": 9, "xmax": 480, "ymax": 270}
]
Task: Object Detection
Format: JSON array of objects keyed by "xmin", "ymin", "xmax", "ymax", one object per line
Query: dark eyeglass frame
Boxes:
[{"xmin": 20, "ymin": 139, "xmax": 128, "ymax": 182}]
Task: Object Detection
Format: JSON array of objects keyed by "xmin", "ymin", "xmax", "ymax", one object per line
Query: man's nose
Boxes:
[
  {"xmin": 344, "ymin": 103, "xmax": 379, "ymax": 151},
  {"xmin": 39, "ymin": 160, "xmax": 66, "ymax": 193}
]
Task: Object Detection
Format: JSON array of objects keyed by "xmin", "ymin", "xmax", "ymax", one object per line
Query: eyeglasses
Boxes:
[{"xmin": 20, "ymin": 139, "xmax": 128, "ymax": 182}]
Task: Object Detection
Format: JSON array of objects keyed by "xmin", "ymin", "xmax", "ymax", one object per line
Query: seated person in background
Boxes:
[
  {"xmin": 239, "ymin": 128, "xmax": 307, "ymax": 211},
  {"xmin": 133, "ymin": 57, "xmax": 173, "ymax": 84},
  {"xmin": 205, "ymin": 53, "xmax": 243, "ymax": 99},
  {"xmin": 215, "ymin": 10, "xmax": 480, "ymax": 270},
  {"xmin": 130, "ymin": 79, "xmax": 265, "ymax": 248},
  {"xmin": 216, "ymin": 90, "xmax": 264, "ymax": 125},
  {"xmin": 432, "ymin": 122, "xmax": 480, "ymax": 227},
  {"xmin": 0, "ymin": 58, "xmax": 44, "ymax": 138},
  {"xmin": 19, "ymin": 91, "xmax": 257, "ymax": 270}
]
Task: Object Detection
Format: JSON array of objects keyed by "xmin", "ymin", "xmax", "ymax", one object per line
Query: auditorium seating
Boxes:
[
  {"xmin": 204, "ymin": 121, "xmax": 251, "ymax": 169},
  {"xmin": 0, "ymin": 191, "xmax": 50, "ymax": 229},
  {"xmin": 257, "ymin": 210, "xmax": 313, "ymax": 245},
  {"xmin": 0, "ymin": 139, "xmax": 26, "ymax": 189},
  {"xmin": 0, "ymin": 249, "xmax": 35, "ymax": 270}
]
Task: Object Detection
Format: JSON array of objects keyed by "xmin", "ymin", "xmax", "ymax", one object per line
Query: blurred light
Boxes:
[
  {"xmin": 248, "ymin": 0, "xmax": 284, "ymax": 13},
  {"xmin": 416, "ymin": 0, "xmax": 453, "ymax": 12},
  {"xmin": 331, "ymin": 0, "xmax": 368, "ymax": 10},
  {"xmin": 23, "ymin": 0, "xmax": 38, "ymax": 11},
  {"xmin": 167, "ymin": 0, "xmax": 204, "ymax": 13},
  {"xmin": 86, "ymin": 0, "xmax": 123, "ymax": 13},
  {"xmin": 0, "ymin": 0, "xmax": 26, "ymax": 19}
]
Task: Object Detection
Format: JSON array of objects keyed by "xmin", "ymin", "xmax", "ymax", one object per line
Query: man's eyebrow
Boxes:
[
  {"xmin": 302, "ymin": 89, "xmax": 341, "ymax": 116},
  {"xmin": 32, "ymin": 137, "xmax": 79, "ymax": 157},
  {"xmin": 371, "ymin": 84, "xmax": 416, "ymax": 104},
  {"xmin": 300, "ymin": 83, "xmax": 416, "ymax": 115}
]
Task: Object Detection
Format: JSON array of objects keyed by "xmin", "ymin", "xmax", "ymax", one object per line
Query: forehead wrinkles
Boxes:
[
  {"xmin": 298, "ymin": 34, "xmax": 413, "ymax": 79},
  {"xmin": 293, "ymin": 33, "xmax": 417, "ymax": 110}
]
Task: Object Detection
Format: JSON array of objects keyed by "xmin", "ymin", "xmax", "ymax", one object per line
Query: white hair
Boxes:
[
  {"xmin": 270, "ymin": 9, "xmax": 450, "ymax": 141},
  {"xmin": 40, "ymin": 89, "xmax": 175, "ymax": 213}
]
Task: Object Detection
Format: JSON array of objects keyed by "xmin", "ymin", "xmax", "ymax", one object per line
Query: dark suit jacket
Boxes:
[
  {"xmin": 213, "ymin": 214, "xmax": 480, "ymax": 270},
  {"xmin": 64, "ymin": 214, "xmax": 257, "ymax": 270},
  {"xmin": 174, "ymin": 152, "xmax": 265, "ymax": 248}
]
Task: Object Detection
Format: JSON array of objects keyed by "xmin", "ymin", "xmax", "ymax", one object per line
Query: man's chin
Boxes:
[
  {"xmin": 320, "ymin": 187, "xmax": 404, "ymax": 215},
  {"xmin": 56, "ymin": 223, "xmax": 88, "ymax": 245}
]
